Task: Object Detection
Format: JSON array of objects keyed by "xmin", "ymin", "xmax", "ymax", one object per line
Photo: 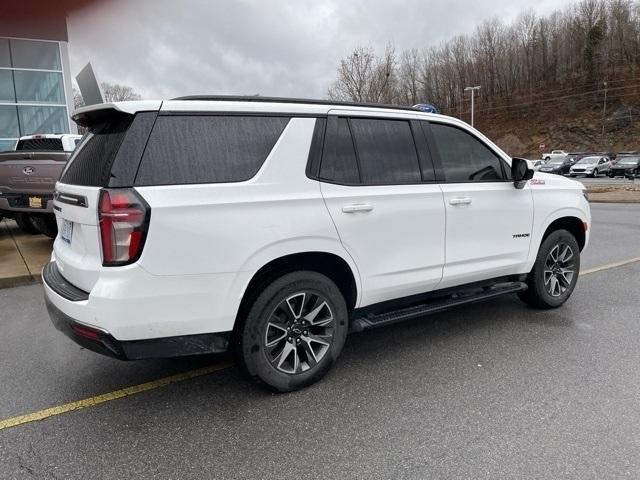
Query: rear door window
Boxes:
[
  {"xmin": 319, "ymin": 117, "xmax": 360, "ymax": 184},
  {"xmin": 349, "ymin": 118, "xmax": 421, "ymax": 184},
  {"xmin": 135, "ymin": 115, "xmax": 289, "ymax": 186}
]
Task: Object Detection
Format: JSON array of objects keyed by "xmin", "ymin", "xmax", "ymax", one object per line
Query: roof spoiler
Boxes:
[{"xmin": 72, "ymin": 101, "xmax": 162, "ymax": 127}]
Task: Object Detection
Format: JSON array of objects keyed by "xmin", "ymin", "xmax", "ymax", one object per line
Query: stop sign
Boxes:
[{"xmin": 539, "ymin": 143, "xmax": 546, "ymax": 151}]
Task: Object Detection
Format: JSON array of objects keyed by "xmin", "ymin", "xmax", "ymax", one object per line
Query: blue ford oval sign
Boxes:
[
  {"xmin": 23, "ymin": 166, "xmax": 35, "ymax": 175},
  {"xmin": 413, "ymin": 103, "xmax": 440, "ymax": 114}
]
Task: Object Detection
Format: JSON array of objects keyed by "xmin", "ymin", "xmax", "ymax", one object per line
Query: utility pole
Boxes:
[
  {"xmin": 464, "ymin": 86, "xmax": 481, "ymax": 127},
  {"xmin": 601, "ymin": 81, "xmax": 608, "ymax": 146}
]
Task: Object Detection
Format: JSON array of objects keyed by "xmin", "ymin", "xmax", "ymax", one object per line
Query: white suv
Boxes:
[{"xmin": 43, "ymin": 97, "xmax": 591, "ymax": 391}]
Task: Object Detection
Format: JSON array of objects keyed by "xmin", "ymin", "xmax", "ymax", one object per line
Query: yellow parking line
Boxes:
[
  {"xmin": 1, "ymin": 257, "xmax": 639, "ymax": 433},
  {"xmin": 580, "ymin": 256, "xmax": 640, "ymax": 276},
  {"xmin": 0, "ymin": 361, "xmax": 232, "ymax": 432}
]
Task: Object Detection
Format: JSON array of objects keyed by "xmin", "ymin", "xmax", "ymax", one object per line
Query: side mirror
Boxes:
[{"xmin": 511, "ymin": 157, "xmax": 534, "ymax": 189}]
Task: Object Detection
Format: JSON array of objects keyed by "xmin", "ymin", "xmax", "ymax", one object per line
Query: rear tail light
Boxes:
[{"xmin": 98, "ymin": 188, "xmax": 150, "ymax": 266}]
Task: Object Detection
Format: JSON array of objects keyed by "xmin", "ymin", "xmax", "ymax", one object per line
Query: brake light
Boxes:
[{"xmin": 98, "ymin": 188, "xmax": 150, "ymax": 266}]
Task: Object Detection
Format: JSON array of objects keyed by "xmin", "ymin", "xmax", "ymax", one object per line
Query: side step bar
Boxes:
[{"xmin": 350, "ymin": 281, "xmax": 527, "ymax": 332}]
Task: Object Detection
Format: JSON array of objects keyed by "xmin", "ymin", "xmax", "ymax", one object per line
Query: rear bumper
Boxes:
[
  {"xmin": 0, "ymin": 193, "xmax": 54, "ymax": 213},
  {"xmin": 42, "ymin": 261, "xmax": 231, "ymax": 360}
]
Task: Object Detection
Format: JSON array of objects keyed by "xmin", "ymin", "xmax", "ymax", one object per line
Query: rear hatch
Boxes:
[{"xmin": 53, "ymin": 103, "xmax": 160, "ymax": 292}]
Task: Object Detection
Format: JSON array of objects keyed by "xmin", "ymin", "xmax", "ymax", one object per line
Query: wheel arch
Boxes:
[
  {"xmin": 232, "ymin": 251, "xmax": 360, "ymax": 337},
  {"xmin": 540, "ymin": 215, "xmax": 587, "ymax": 251}
]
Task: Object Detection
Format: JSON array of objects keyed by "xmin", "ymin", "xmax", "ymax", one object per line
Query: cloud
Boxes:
[{"xmin": 67, "ymin": 0, "xmax": 566, "ymax": 100}]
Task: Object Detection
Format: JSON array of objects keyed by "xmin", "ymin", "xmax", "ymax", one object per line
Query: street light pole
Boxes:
[
  {"xmin": 464, "ymin": 86, "xmax": 481, "ymax": 127},
  {"xmin": 601, "ymin": 81, "xmax": 608, "ymax": 146}
]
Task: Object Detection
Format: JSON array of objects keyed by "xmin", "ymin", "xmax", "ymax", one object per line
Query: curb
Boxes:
[{"xmin": 0, "ymin": 274, "xmax": 42, "ymax": 290}]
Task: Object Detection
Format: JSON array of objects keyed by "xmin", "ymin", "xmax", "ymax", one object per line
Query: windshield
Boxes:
[
  {"xmin": 617, "ymin": 157, "xmax": 640, "ymax": 165},
  {"xmin": 576, "ymin": 157, "xmax": 600, "ymax": 165},
  {"xmin": 547, "ymin": 158, "xmax": 565, "ymax": 165}
]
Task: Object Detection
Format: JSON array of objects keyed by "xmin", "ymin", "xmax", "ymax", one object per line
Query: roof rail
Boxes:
[{"xmin": 170, "ymin": 95, "xmax": 421, "ymax": 112}]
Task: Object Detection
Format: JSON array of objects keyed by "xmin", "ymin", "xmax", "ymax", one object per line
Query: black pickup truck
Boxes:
[{"xmin": 0, "ymin": 134, "xmax": 81, "ymax": 237}]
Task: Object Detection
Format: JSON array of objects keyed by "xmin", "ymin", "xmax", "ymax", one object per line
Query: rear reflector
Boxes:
[
  {"xmin": 71, "ymin": 324, "xmax": 101, "ymax": 341},
  {"xmin": 98, "ymin": 188, "xmax": 150, "ymax": 266}
]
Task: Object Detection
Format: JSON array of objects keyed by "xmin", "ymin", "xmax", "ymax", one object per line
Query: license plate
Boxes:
[
  {"xmin": 61, "ymin": 219, "xmax": 73, "ymax": 244},
  {"xmin": 29, "ymin": 196, "xmax": 43, "ymax": 208}
]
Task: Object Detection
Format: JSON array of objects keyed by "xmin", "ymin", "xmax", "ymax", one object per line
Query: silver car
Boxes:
[{"xmin": 569, "ymin": 156, "xmax": 611, "ymax": 177}]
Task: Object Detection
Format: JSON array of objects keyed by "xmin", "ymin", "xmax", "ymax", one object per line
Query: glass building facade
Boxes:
[{"xmin": 0, "ymin": 37, "xmax": 73, "ymax": 151}]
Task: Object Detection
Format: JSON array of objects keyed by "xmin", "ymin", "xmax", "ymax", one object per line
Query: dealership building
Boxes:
[{"xmin": 0, "ymin": 16, "xmax": 76, "ymax": 151}]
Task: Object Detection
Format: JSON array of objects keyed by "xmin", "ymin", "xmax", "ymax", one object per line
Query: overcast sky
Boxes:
[{"xmin": 67, "ymin": 0, "xmax": 566, "ymax": 100}]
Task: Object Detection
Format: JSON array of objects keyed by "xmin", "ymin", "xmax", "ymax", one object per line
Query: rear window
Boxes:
[
  {"xmin": 134, "ymin": 115, "xmax": 289, "ymax": 186},
  {"xmin": 59, "ymin": 115, "xmax": 133, "ymax": 187},
  {"xmin": 16, "ymin": 137, "xmax": 63, "ymax": 151}
]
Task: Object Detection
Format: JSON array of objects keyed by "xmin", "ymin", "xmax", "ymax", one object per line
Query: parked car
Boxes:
[
  {"xmin": 541, "ymin": 150, "xmax": 568, "ymax": 161},
  {"xmin": 612, "ymin": 151, "xmax": 640, "ymax": 164},
  {"xmin": 43, "ymin": 97, "xmax": 590, "ymax": 392},
  {"xmin": 0, "ymin": 134, "xmax": 82, "ymax": 237},
  {"xmin": 609, "ymin": 156, "xmax": 640, "ymax": 178},
  {"xmin": 528, "ymin": 159, "xmax": 546, "ymax": 171},
  {"xmin": 569, "ymin": 156, "xmax": 611, "ymax": 177},
  {"xmin": 538, "ymin": 156, "xmax": 577, "ymax": 175}
]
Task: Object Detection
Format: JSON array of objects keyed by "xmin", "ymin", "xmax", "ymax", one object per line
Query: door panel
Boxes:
[
  {"xmin": 424, "ymin": 120, "xmax": 534, "ymax": 287},
  {"xmin": 439, "ymin": 182, "xmax": 533, "ymax": 288},
  {"xmin": 321, "ymin": 182, "xmax": 445, "ymax": 306}
]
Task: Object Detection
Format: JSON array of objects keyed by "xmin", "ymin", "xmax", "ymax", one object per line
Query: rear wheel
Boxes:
[
  {"xmin": 518, "ymin": 229, "xmax": 580, "ymax": 309},
  {"xmin": 236, "ymin": 271, "xmax": 348, "ymax": 392},
  {"xmin": 14, "ymin": 213, "xmax": 39, "ymax": 235}
]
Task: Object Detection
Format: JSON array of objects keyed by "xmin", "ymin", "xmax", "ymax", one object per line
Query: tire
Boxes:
[
  {"xmin": 518, "ymin": 229, "xmax": 580, "ymax": 309},
  {"xmin": 31, "ymin": 214, "xmax": 58, "ymax": 239},
  {"xmin": 236, "ymin": 271, "xmax": 348, "ymax": 392},
  {"xmin": 591, "ymin": 169, "xmax": 598, "ymax": 178},
  {"xmin": 14, "ymin": 213, "xmax": 40, "ymax": 235}
]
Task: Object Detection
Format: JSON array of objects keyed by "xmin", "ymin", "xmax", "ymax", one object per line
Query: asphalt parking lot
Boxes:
[{"xmin": 0, "ymin": 203, "xmax": 639, "ymax": 479}]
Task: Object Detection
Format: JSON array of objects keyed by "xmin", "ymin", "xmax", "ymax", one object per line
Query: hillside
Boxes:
[{"xmin": 461, "ymin": 73, "xmax": 640, "ymax": 158}]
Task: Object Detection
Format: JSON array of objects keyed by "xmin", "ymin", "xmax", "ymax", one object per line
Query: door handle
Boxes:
[
  {"xmin": 449, "ymin": 197, "xmax": 472, "ymax": 206},
  {"xmin": 342, "ymin": 203, "xmax": 374, "ymax": 213}
]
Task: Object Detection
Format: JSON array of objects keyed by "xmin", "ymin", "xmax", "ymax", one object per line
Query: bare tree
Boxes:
[
  {"xmin": 328, "ymin": 44, "xmax": 397, "ymax": 103},
  {"xmin": 73, "ymin": 82, "xmax": 141, "ymax": 110},
  {"xmin": 101, "ymin": 82, "xmax": 142, "ymax": 102}
]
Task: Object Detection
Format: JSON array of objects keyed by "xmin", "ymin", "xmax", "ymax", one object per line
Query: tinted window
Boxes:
[
  {"xmin": 135, "ymin": 116, "xmax": 288, "ymax": 186},
  {"xmin": 350, "ymin": 118, "xmax": 421, "ymax": 184},
  {"xmin": 430, "ymin": 123, "xmax": 505, "ymax": 182},
  {"xmin": 319, "ymin": 117, "xmax": 359, "ymax": 184},
  {"xmin": 9, "ymin": 39, "xmax": 61, "ymax": 70},
  {"xmin": 16, "ymin": 138, "xmax": 63, "ymax": 151},
  {"xmin": 14, "ymin": 71, "xmax": 65, "ymax": 104},
  {"xmin": 60, "ymin": 115, "xmax": 132, "ymax": 187},
  {"xmin": 0, "ymin": 105, "xmax": 19, "ymax": 138},
  {"xmin": 17, "ymin": 106, "xmax": 69, "ymax": 135}
]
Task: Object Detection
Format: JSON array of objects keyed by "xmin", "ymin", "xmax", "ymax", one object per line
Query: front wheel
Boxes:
[
  {"xmin": 590, "ymin": 169, "xmax": 598, "ymax": 177},
  {"xmin": 236, "ymin": 271, "xmax": 348, "ymax": 392},
  {"xmin": 518, "ymin": 229, "xmax": 580, "ymax": 309}
]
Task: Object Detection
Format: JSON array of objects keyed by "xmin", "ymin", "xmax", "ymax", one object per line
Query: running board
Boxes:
[{"xmin": 350, "ymin": 281, "xmax": 527, "ymax": 332}]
